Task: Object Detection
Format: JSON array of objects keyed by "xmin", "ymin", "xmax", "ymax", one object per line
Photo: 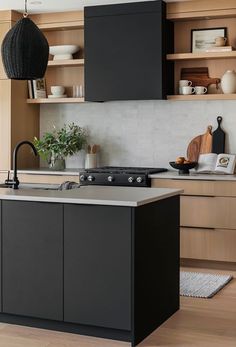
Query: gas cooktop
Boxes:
[{"xmin": 80, "ymin": 166, "xmax": 167, "ymax": 187}]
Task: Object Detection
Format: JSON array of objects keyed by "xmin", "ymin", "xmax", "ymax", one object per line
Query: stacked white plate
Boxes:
[{"xmin": 48, "ymin": 95, "xmax": 68, "ymax": 98}]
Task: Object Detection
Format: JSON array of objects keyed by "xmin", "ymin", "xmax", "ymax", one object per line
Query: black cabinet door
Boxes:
[
  {"xmin": 85, "ymin": 0, "xmax": 173, "ymax": 101},
  {"xmin": 64, "ymin": 204, "xmax": 131, "ymax": 330},
  {"xmin": 2, "ymin": 201, "xmax": 63, "ymax": 321}
]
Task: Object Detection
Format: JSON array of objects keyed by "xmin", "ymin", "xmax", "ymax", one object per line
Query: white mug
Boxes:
[
  {"xmin": 215, "ymin": 36, "xmax": 227, "ymax": 47},
  {"xmin": 195, "ymin": 86, "xmax": 207, "ymax": 95},
  {"xmin": 51, "ymin": 86, "xmax": 65, "ymax": 96},
  {"xmin": 182, "ymin": 86, "xmax": 196, "ymax": 95},
  {"xmin": 179, "ymin": 80, "xmax": 192, "ymax": 94}
]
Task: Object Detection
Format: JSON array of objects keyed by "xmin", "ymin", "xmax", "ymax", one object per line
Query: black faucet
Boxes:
[{"xmin": 5, "ymin": 141, "xmax": 38, "ymax": 189}]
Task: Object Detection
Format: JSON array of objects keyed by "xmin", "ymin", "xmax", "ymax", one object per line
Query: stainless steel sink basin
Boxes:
[{"xmin": 0, "ymin": 183, "xmax": 60, "ymax": 190}]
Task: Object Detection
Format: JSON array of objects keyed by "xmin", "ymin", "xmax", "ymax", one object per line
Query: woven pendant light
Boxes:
[{"xmin": 1, "ymin": 0, "xmax": 49, "ymax": 80}]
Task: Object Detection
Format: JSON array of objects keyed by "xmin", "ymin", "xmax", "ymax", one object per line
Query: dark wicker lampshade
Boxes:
[{"xmin": 1, "ymin": 17, "xmax": 49, "ymax": 80}]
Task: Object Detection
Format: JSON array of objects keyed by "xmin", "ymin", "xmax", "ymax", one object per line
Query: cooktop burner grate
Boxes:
[{"xmin": 84, "ymin": 166, "xmax": 167, "ymax": 174}]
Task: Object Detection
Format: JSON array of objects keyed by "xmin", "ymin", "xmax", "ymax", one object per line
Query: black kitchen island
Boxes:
[{"xmin": 0, "ymin": 186, "xmax": 181, "ymax": 346}]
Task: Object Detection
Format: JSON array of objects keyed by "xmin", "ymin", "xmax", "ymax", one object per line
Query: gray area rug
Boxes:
[{"xmin": 180, "ymin": 271, "xmax": 233, "ymax": 298}]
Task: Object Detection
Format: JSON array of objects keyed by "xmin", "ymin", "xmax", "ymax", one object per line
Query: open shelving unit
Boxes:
[
  {"xmin": 167, "ymin": 51, "xmax": 236, "ymax": 61},
  {"xmin": 167, "ymin": 94, "xmax": 236, "ymax": 101},
  {"xmin": 166, "ymin": 1, "xmax": 236, "ymax": 101},
  {"xmin": 47, "ymin": 59, "xmax": 84, "ymax": 67},
  {"xmin": 28, "ymin": 11, "xmax": 85, "ymax": 104},
  {"xmin": 27, "ymin": 97, "xmax": 85, "ymax": 104}
]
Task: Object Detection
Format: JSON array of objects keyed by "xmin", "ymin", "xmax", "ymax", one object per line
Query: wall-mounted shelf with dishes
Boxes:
[
  {"xmin": 167, "ymin": 94, "xmax": 236, "ymax": 101},
  {"xmin": 167, "ymin": 51, "xmax": 236, "ymax": 61},
  {"xmin": 28, "ymin": 11, "xmax": 85, "ymax": 104},
  {"xmin": 27, "ymin": 97, "xmax": 85, "ymax": 104},
  {"xmin": 47, "ymin": 58, "xmax": 84, "ymax": 67},
  {"xmin": 166, "ymin": 1, "xmax": 236, "ymax": 101}
]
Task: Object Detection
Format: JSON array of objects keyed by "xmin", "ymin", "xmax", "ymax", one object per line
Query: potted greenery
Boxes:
[{"xmin": 34, "ymin": 123, "xmax": 87, "ymax": 170}]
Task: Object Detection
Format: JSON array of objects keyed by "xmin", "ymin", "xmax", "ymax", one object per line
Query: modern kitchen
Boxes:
[{"xmin": 0, "ymin": 0, "xmax": 235, "ymax": 346}]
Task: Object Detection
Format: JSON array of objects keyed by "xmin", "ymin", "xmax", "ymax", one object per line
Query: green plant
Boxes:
[{"xmin": 34, "ymin": 123, "xmax": 87, "ymax": 164}]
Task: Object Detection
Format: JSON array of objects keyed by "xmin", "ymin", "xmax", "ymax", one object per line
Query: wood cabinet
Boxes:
[
  {"xmin": 64, "ymin": 204, "xmax": 131, "ymax": 330},
  {"xmin": 166, "ymin": 0, "xmax": 236, "ymax": 101},
  {"xmin": 152, "ymin": 178, "xmax": 236, "ymax": 263},
  {"xmin": 0, "ymin": 11, "xmax": 39, "ymax": 170},
  {"xmin": 2, "ymin": 201, "xmax": 63, "ymax": 320},
  {"xmin": 0, "ymin": 22, "xmax": 11, "ymax": 79},
  {"xmin": 84, "ymin": 0, "xmax": 173, "ymax": 101}
]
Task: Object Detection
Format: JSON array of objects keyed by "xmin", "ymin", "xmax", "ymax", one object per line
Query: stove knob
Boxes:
[
  {"xmin": 136, "ymin": 176, "xmax": 143, "ymax": 183},
  {"xmin": 87, "ymin": 175, "xmax": 95, "ymax": 182},
  {"xmin": 128, "ymin": 176, "xmax": 135, "ymax": 183},
  {"xmin": 107, "ymin": 175, "xmax": 114, "ymax": 182},
  {"xmin": 80, "ymin": 174, "xmax": 86, "ymax": 182}
]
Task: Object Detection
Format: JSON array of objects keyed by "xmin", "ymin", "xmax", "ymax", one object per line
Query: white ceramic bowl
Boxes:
[
  {"xmin": 51, "ymin": 86, "xmax": 65, "ymax": 96},
  {"xmin": 49, "ymin": 45, "xmax": 80, "ymax": 60}
]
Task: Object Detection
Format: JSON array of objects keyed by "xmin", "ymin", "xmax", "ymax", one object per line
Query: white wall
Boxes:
[{"xmin": 40, "ymin": 100, "xmax": 236, "ymax": 168}]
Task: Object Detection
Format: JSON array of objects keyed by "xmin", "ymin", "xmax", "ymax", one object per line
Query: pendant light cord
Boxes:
[{"xmin": 23, "ymin": 0, "xmax": 28, "ymax": 18}]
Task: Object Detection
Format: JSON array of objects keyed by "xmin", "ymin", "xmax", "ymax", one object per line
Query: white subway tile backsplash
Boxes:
[{"xmin": 40, "ymin": 100, "xmax": 236, "ymax": 168}]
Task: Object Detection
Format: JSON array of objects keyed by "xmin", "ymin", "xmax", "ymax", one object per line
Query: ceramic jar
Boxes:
[{"xmin": 221, "ymin": 70, "xmax": 236, "ymax": 94}]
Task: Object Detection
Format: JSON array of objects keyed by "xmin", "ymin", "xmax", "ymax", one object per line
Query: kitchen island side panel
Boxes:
[
  {"xmin": 132, "ymin": 195, "xmax": 180, "ymax": 346},
  {"xmin": 64, "ymin": 204, "xmax": 132, "ymax": 331}
]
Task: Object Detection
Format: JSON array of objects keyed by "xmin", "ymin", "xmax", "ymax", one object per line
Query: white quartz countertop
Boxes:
[
  {"xmin": 14, "ymin": 169, "xmax": 81, "ymax": 176},
  {"xmin": 0, "ymin": 186, "xmax": 183, "ymax": 207},
  {"xmin": 150, "ymin": 170, "xmax": 236, "ymax": 181}
]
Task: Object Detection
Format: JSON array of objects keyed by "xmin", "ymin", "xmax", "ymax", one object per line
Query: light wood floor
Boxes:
[{"xmin": 0, "ymin": 267, "xmax": 235, "ymax": 347}]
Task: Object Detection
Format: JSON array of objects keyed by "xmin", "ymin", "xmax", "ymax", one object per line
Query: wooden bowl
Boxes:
[{"xmin": 169, "ymin": 161, "xmax": 198, "ymax": 175}]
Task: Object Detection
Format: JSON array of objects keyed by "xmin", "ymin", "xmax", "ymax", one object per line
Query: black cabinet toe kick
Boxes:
[{"xmin": 0, "ymin": 314, "xmax": 131, "ymax": 342}]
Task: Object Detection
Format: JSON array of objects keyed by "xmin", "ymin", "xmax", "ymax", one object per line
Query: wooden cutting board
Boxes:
[
  {"xmin": 212, "ymin": 116, "xmax": 225, "ymax": 154},
  {"xmin": 187, "ymin": 126, "xmax": 212, "ymax": 162},
  {"xmin": 181, "ymin": 67, "xmax": 221, "ymax": 88}
]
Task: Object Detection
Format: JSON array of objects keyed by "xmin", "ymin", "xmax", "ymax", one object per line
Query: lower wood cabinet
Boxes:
[
  {"xmin": 152, "ymin": 178, "xmax": 236, "ymax": 264},
  {"xmin": 181, "ymin": 196, "xmax": 236, "ymax": 229},
  {"xmin": 181, "ymin": 227, "xmax": 236, "ymax": 262},
  {"xmin": 2, "ymin": 201, "xmax": 63, "ymax": 320},
  {"xmin": 64, "ymin": 204, "xmax": 131, "ymax": 330}
]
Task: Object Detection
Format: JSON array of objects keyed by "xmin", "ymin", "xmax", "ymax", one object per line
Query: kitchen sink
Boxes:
[{"xmin": 0, "ymin": 183, "xmax": 60, "ymax": 190}]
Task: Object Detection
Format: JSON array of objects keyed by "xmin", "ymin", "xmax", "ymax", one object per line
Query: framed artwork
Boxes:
[{"xmin": 191, "ymin": 27, "xmax": 227, "ymax": 52}]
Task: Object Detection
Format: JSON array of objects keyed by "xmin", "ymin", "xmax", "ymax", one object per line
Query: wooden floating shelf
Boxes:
[
  {"xmin": 47, "ymin": 59, "xmax": 84, "ymax": 67},
  {"xmin": 39, "ymin": 22, "xmax": 84, "ymax": 31},
  {"xmin": 167, "ymin": 51, "xmax": 236, "ymax": 61},
  {"xmin": 27, "ymin": 98, "xmax": 85, "ymax": 104},
  {"xmin": 167, "ymin": 94, "xmax": 236, "ymax": 101}
]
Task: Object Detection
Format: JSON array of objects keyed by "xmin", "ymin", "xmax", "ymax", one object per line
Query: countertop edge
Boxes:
[
  {"xmin": 150, "ymin": 171, "xmax": 236, "ymax": 181},
  {"xmin": 0, "ymin": 188, "xmax": 183, "ymax": 207},
  {"xmin": 136, "ymin": 189, "xmax": 183, "ymax": 206}
]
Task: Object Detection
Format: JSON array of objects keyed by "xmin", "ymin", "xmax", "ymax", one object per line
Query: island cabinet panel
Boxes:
[
  {"xmin": 64, "ymin": 204, "xmax": 132, "ymax": 331},
  {"xmin": 85, "ymin": 0, "xmax": 173, "ymax": 101},
  {"xmin": 0, "ymin": 201, "xmax": 1, "ymax": 312},
  {"xmin": 2, "ymin": 201, "xmax": 63, "ymax": 321}
]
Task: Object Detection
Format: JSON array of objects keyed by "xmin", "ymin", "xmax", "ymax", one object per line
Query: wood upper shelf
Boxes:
[
  {"xmin": 167, "ymin": 94, "xmax": 236, "ymax": 101},
  {"xmin": 166, "ymin": 0, "xmax": 236, "ymax": 20},
  {"xmin": 167, "ymin": 51, "xmax": 236, "ymax": 61},
  {"xmin": 47, "ymin": 59, "xmax": 84, "ymax": 67},
  {"xmin": 27, "ymin": 98, "xmax": 85, "ymax": 104}
]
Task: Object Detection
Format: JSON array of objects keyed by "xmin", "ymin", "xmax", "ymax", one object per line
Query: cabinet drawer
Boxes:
[
  {"xmin": 181, "ymin": 227, "xmax": 236, "ymax": 262},
  {"xmin": 152, "ymin": 179, "xmax": 215, "ymax": 196},
  {"xmin": 152, "ymin": 179, "xmax": 236, "ymax": 197},
  {"xmin": 181, "ymin": 196, "xmax": 236, "ymax": 229}
]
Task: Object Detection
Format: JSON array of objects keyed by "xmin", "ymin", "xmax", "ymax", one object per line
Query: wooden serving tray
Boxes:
[{"xmin": 181, "ymin": 67, "xmax": 220, "ymax": 88}]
